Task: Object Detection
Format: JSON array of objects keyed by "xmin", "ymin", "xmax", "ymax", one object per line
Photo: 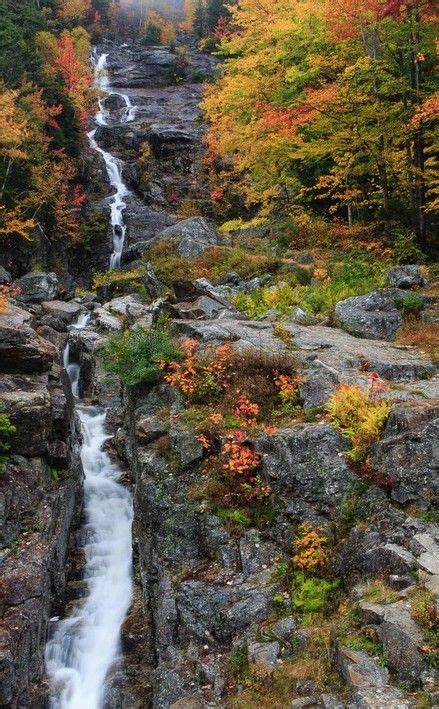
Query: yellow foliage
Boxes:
[
  {"xmin": 292, "ymin": 524, "xmax": 328, "ymax": 573},
  {"xmin": 326, "ymin": 383, "xmax": 391, "ymax": 461}
]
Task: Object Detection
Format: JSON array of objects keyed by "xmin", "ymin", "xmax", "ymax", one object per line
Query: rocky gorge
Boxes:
[{"xmin": 0, "ymin": 37, "xmax": 438, "ymax": 709}]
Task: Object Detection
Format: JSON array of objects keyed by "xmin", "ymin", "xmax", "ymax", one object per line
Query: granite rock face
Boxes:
[{"xmin": 157, "ymin": 217, "xmax": 220, "ymax": 258}]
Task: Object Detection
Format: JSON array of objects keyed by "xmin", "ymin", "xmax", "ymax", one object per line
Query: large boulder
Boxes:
[
  {"xmin": 157, "ymin": 217, "xmax": 220, "ymax": 258},
  {"xmin": 334, "ymin": 288, "xmax": 408, "ymax": 341},
  {"xmin": 148, "ymin": 125, "xmax": 198, "ymax": 158},
  {"xmin": 14, "ymin": 272, "xmax": 58, "ymax": 304},
  {"xmin": 0, "ymin": 304, "xmax": 56, "ymax": 373},
  {"xmin": 387, "ymin": 265, "xmax": 427, "ymax": 289}
]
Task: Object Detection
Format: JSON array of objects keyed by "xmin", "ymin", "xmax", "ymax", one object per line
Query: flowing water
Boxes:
[
  {"xmin": 45, "ymin": 49, "xmax": 136, "ymax": 704},
  {"xmin": 88, "ymin": 51, "xmax": 135, "ymax": 270}
]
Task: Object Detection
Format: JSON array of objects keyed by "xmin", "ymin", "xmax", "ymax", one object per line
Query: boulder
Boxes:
[
  {"xmin": 14, "ymin": 272, "xmax": 58, "ymax": 303},
  {"xmin": 248, "ymin": 641, "xmax": 280, "ymax": 673},
  {"xmin": 334, "ymin": 289, "xmax": 407, "ymax": 341},
  {"xmin": 41, "ymin": 300, "xmax": 83, "ymax": 325},
  {"xmin": 379, "ymin": 602, "xmax": 426, "ymax": 687},
  {"xmin": 0, "ymin": 304, "xmax": 56, "ymax": 373},
  {"xmin": 292, "ymin": 308, "xmax": 318, "ymax": 326},
  {"xmin": 370, "ymin": 405, "xmax": 439, "ymax": 507},
  {"xmin": 334, "ymin": 642, "xmax": 411, "ymax": 708},
  {"xmin": 103, "ymin": 93, "xmax": 127, "ymax": 111},
  {"xmin": 157, "ymin": 217, "xmax": 220, "ymax": 258},
  {"xmin": 387, "ymin": 265, "xmax": 427, "ymax": 289}
]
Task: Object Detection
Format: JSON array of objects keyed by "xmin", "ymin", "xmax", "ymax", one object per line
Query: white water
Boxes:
[
  {"xmin": 46, "ymin": 317, "xmax": 134, "ymax": 707},
  {"xmin": 88, "ymin": 51, "xmax": 136, "ymax": 270}
]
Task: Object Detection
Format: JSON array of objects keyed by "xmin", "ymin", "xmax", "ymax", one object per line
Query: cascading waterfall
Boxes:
[
  {"xmin": 45, "ymin": 54, "xmax": 136, "ymax": 703},
  {"xmin": 88, "ymin": 50, "xmax": 136, "ymax": 270}
]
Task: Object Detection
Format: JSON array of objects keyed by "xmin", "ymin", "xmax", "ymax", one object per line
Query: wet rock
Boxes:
[
  {"xmin": 14, "ymin": 271, "xmax": 59, "ymax": 304},
  {"xmin": 103, "ymin": 294, "xmax": 151, "ymax": 320},
  {"xmin": 387, "ymin": 265, "xmax": 427, "ymax": 289},
  {"xmin": 370, "ymin": 405, "xmax": 439, "ymax": 508},
  {"xmin": 239, "ymin": 533, "xmax": 278, "ymax": 578},
  {"xmin": 148, "ymin": 125, "xmax": 198, "ymax": 158},
  {"xmin": 157, "ymin": 217, "xmax": 220, "ymax": 258},
  {"xmin": 0, "ymin": 304, "xmax": 56, "ymax": 373},
  {"xmin": 104, "ymin": 93, "xmax": 127, "ymax": 111}
]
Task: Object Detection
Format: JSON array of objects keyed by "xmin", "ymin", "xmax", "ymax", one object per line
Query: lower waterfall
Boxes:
[{"xmin": 45, "ymin": 330, "xmax": 134, "ymax": 708}]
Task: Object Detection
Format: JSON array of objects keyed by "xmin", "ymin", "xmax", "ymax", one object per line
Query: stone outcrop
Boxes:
[
  {"xmin": 0, "ymin": 304, "xmax": 83, "ymax": 705},
  {"xmin": 334, "ymin": 288, "xmax": 413, "ymax": 340}
]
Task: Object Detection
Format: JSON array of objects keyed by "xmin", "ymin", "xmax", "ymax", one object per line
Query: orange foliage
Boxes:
[{"xmin": 292, "ymin": 524, "xmax": 328, "ymax": 572}]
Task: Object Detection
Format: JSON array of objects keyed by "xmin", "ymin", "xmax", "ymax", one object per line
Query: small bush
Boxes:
[
  {"xmin": 102, "ymin": 326, "xmax": 182, "ymax": 386},
  {"xmin": 326, "ymin": 382, "xmax": 391, "ymax": 462},
  {"xmin": 292, "ymin": 572, "xmax": 339, "ymax": 614},
  {"xmin": 292, "ymin": 524, "xmax": 328, "ymax": 573},
  {"xmin": 392, "ymin": 228, "xmax": 426, "ymax": 265},
  {"xmin": 394, "ymin": 293, "xmax": 425, "ymax": 316},
  {"xmin": 411, "ymin": 588, "xmax": 437, "ymax": 631}
]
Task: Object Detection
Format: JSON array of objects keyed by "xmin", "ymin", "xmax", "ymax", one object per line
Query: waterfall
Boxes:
[
  {"xmin": 88, "ymin": 51, "xmax": 136, "ymax": 270},
  {"xmin": 46, "ymin": 319, "xmax": 134, "ymax": 707}
]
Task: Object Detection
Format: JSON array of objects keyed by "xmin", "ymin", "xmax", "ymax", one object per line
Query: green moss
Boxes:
[
  {"xmin": 292, "ymin": 572, "xmax": 340, "ymax": 615},
  {"xmin": 0, "ymin": 407, "xmax": 15, "ymax": 473}
]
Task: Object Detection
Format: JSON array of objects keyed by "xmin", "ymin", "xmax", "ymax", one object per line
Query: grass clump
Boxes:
[
  {"xmin": 102, "ymin": 325, "xmax": 182, "ymax": 386},
  {"xmin": 93, "ymin": 267, "xmax": 144, "ymax": 293},
  {"xmin": 394, "ymin": 293, "xmax": 425, "ymax": 317},
  {"xmin": 326, "ymin": 382, "xmax": 391, "ymax": 462},
  {"xmin": 396, "ymin": 321, "xmax": 439, "ymax": 365}
]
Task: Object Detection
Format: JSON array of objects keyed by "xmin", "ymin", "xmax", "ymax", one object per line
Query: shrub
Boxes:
[
  {"xmin": 411, "ymin": 588, "xmax": 437, "ymax": 631},
  {"xmin": 392, "ymin": 228, "xmax": 426, "ymax": 265},
  {"xmin": 394, "ymin": 293, "xmax": 425, "ymax": 317},
  {"xmin": 0, "ymin": 407, "xmax": 15, "ymax": 472},
  {"xmin": 326, "ymin": 381, "xmax": 391, "ymax": 462},
  {"xmin": 102, "ymin": 326, "xmax": 182, "ymax": 386},
  {"xmin": 292, "ymin": 524, "xmax": 328, "ymax": 573},
  {"xmin": 292, "ymin": 572, "xmax": 339, "ymax": 614}
]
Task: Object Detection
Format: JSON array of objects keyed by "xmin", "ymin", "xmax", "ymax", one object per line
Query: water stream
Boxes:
[
  {"xmin": 45, "ymin": 48, "xmax": 136, "ymax": 707},
  {"xmin": 88, "ymin": 51, "xmax": 135, "ymax": 269}
]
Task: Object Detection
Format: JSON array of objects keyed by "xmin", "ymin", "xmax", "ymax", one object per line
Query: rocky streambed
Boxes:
[{"xmin": 0, "ymin": 38, "xmax": 438, "ymax": 709}]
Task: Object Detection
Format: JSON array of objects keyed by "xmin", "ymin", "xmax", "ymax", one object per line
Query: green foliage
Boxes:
[
  {"xmin": 292, "ymin": 572, "xmax": 339, "ymax": 614},
  {"xmin": 216, "ymin": 507, "xmax": 252, "ymax": 527},
  {"xmin": 228, "ymin": 644, "xmax": 250, "ymax": 680},
  {"xmin": 93, "ymin": 267, "xmax": 144, "ymax": 292},
  {"xmin": 394, "ymin": 293, "xmax": 425, "ymax": 317},
  {"xmin": 0, "ymin": 407, "xmax": 15, "ymax": 473},
  {"xmin": 102, "ymin": 326, "xmax": 183, "ymax": 386}
]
